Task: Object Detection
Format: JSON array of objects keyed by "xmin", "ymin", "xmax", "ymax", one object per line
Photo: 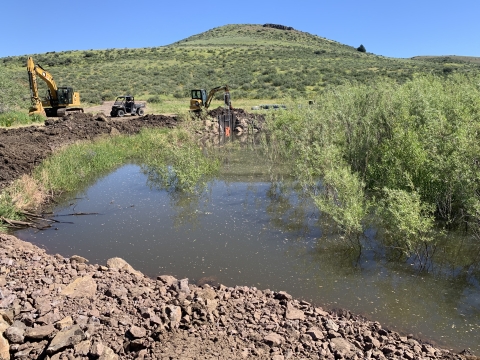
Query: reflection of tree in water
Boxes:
[
  {"xmin": 141, "ymin": 164, "xmax": 212, "ymax": 229},
  {"xmin": 168, "ymin": 190, "xmax": 210, "ymax": 229},
  {"xmin": 265, "ymin": 181, "xmax": 316, "ymax": 236}
]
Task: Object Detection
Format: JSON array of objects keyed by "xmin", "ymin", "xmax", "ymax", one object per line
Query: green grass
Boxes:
[
  {"xmin": 0, "ymin": 111, "xmax": 44, "ymax": 127},
  {"xmin": 35, "ymin": 128, "xmax": 219, "ymax": 193}
]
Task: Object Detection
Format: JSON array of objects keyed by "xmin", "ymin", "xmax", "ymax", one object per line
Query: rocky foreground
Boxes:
[{"xmin": 0, "ymin": 233, "xmax": 476, "ymax": 360}]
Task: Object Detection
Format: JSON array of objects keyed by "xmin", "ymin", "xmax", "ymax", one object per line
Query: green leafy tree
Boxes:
[{"xmin": 357, "ymin": 44, "xmax": 366, "ymax": 53}]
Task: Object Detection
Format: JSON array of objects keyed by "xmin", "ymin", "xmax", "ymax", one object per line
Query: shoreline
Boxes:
[{"xmin": 0, "ymin": 233, "xmax": 476, "ymax": 360}]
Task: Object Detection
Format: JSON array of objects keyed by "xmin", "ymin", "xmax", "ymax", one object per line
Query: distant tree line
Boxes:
[{"xmin": 263, "ymin": 24, "xmax": 295, "ymax": 31}]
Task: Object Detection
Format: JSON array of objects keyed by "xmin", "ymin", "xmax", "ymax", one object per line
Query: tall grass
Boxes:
[
  {"xmin": 35, "ymin": 128, "xmax": 219, "ymax": 192},
  {"xmin": 269, "ymin": 73, "xmax": 480, "ymax": 257},
  {"xmin": 0, "ymin": 111, "xmax": 44, "ymax": 127}
]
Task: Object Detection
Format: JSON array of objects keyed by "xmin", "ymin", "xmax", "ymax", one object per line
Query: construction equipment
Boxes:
[
  {"xmin": 110, "ymin": 96, "xmax": 145, "ymax": 117},
  {"xmin": 27, "ymin": 57, "xmax": 83, "ymax": 117},
  {"xmin": 190, "ymin": 85, "xmax": 232, "ymax": 112}
]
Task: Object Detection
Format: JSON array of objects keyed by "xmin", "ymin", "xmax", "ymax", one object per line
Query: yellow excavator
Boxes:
[
  {"xmin": 189, "ymin": 85, "xmax": 232, "ymax": 112},
  {"xmin": 27, "ymin": 56, "xmax": 83, "ymax": 117}
]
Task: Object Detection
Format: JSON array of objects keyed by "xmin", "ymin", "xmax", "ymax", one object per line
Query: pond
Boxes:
[{"xmin": 13, "ymin": 149, "xmax": 480, "ymax": 354}]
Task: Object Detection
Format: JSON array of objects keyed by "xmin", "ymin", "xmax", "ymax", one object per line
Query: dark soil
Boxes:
[{"xmin": 0, "ymin": 113, "xmax": 177, "ymax": 190}]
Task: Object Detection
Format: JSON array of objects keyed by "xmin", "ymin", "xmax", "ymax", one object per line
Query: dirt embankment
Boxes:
[
  {"xmin": 0, "ymin": 113, "xmax": 177, "ymax": 191},
  {"xmin": 0, "ymin": 233, "xmax": 475, "ymax": 360}
]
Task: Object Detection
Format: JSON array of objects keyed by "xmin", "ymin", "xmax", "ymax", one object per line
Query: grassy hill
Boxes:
[
  {"xmin": 1, "ymin": 24, "xmax": 480, "ymax": 108},
  {"xmin": 411, "ymin": 55, "xmax": 480, "ymax": 65}
]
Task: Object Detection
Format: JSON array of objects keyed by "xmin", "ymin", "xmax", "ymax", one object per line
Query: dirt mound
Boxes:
[
  {"xmin": 207, "ymin": 107, "xmax": 266, "ymax": 130},
  {"xmin": 0, "ymin": 113, "xmax": 177, "ymax": 190}
]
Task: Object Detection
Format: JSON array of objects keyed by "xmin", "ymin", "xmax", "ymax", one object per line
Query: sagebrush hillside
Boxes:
[{"xmin": 1, "ymin": 24, "xmax": 479, "ymax": 107}]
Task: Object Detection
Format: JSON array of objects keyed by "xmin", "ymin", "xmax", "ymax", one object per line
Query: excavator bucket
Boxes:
[{"xmin": 28, "ymin": 100, "xmax": 44, "ymax": 116}]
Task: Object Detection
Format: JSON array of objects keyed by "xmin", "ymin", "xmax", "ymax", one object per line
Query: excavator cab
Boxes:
[
  {"xmin": 190, "ymin": 89, "xmax": 208, "ymax": 111},
  {"xmin": 190, "ymin": 86, "xmax": 231, "ymax": 112},
  {"xmin": 56, "ymin": 87, "xmax": 74, "ymax": 106}
]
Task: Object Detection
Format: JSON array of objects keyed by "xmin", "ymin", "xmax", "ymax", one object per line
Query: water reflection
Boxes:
[{"xmin": 13, "ymin": 158, "xmax": 480, "ymax": 354}]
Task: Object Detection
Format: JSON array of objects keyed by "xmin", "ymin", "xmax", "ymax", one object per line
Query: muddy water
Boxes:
[{"xmin": 14, "ymin": 158, "xmax": 480, "ymax": 354}]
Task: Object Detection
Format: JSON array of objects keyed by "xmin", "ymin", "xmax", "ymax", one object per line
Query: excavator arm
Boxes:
[
  {"xmin": 205, "ymin": 85, "xmax": 231, "ymax": 109},
  {"xmin": 27, "ymin": 57, "xmax": 45, "ymax": 115},
  {"xmin": 27, "ymin": 56, "xmax": 59, "ymax": 115}
]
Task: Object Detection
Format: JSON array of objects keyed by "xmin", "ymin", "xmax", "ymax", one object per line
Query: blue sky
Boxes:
[{"xmin": 2, "ymin": 0, "xmax": 479, "ymax": 59}]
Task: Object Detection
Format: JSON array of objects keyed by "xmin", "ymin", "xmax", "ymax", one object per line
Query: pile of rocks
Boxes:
[{"xmin": 0, "ymin": 233, "xmax": 474, "ymax": 359}]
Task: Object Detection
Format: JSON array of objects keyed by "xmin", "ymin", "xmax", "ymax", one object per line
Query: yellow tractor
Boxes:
[{"xmin": 189, "ymin": 85, "xmax": 232, "ymax": 112}]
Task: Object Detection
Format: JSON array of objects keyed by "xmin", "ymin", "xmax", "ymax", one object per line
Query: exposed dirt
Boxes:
[
  {"xmin": 83, "ymin": 100, "xmax": 148, "ymax": 117},
  {"xmin": 0, "ymin": 112, "xmax": 177, "ymax": 190}
]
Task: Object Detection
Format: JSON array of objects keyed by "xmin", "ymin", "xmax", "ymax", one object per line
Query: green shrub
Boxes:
[
  {"xmin": 376, "ymin": 187, "xmax": 435, "ymax": 257},
  {"xmin": 0, "ymin": 111, "xmax": 44, "ymax": 127}
]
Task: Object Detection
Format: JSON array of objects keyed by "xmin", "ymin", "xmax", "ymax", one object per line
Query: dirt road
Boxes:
[{"xmin": 84, "ymin": 101, "xmax": 147, "ymax": 117}]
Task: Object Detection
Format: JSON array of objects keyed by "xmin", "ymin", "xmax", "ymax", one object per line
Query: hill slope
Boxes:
[{"xmin": 1, "ymin": 24, "xmax": 479, "ymax": 106}]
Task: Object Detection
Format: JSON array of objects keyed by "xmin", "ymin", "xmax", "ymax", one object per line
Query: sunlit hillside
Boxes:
[{"xmin": 1, "ymin": 24, "xmax": 479, "ymax": 107}]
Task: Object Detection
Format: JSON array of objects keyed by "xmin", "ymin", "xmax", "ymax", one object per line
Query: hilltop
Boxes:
[{"xmin": 1, "ymin": 24, "xmax": 479, "ymax": 108}]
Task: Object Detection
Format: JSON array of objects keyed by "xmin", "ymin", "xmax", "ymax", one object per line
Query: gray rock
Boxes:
[
  {"xmin": 5, "ymin": 326, "xmax": 25, "ymax": 343},
  {"xmin": 90, "ymin": 341, "xmax": 105, "ymax": 357},
  {"xmin": 264, "ymin": 333, "xmax": 284, "ymax": 347},
  {"xmin": 306, "ymin": 327, "xmax": 324, "ymax": 341},
  {"xmin": 25, "ymin": 323, "xmax": 55, "ymax": 339},
  {"xmin": 99, "ymin": 346, "xmax": 119, "ymax": 360},
  {"xmin": 74, "ymin": 339, "xmax": 91, "ymax": 356},
  {"xmin": 165, "ymin": 305, "xmax": 182, "ymax": 328},
  {"xmin": 60, "ymin": 275, "xmax": 97, "ymax": 298},
  {"xmin": 47, "ymin": 324, "xmax": 86, "ymax": 354},
  {"xmin": 128, "ymin": 325, "xmax": 147, "ymax": 339},
  {"xmin": 70, "ymin": 255, "xmax": 88, "ymax": 263},
  {"xmin": 157, "ymin": 275, "xmax": 177, "ymax": 286},
  {"xmin": 106, "ymin": 257, "xmax": 143, "ymax": 277},
  {"xmin": 55, "ymin": 316, "xmax": 73, "ymax": 330},
  {"xmin": 275, "ymin": 291, "xmax": 292, "ymax": 300},
  {"xmin": 285, "ymin": 303, "xmax": 305, "ymax": 321},
  {"xmin": 177, "ymin": 278, "xmax": 190, "ymax": 295},
  {"xmin": 325, "ymin": 319, "xmax": 339, "ymax": 332},
  {"xmin": 330, "ymin": 337, "xmax": 354, "ymax": 357}
]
